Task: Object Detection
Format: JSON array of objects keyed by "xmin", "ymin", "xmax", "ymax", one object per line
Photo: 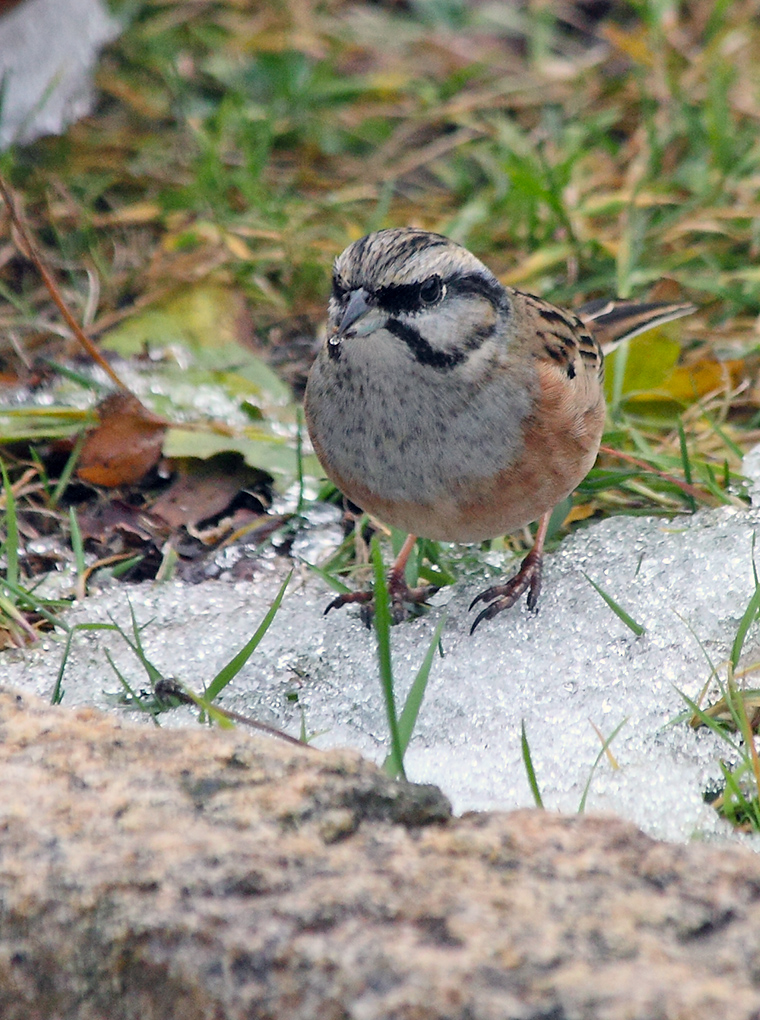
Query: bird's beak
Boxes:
[{"xmin": 335, "ymin": 288, "xmax": 373, "ymax": 337}]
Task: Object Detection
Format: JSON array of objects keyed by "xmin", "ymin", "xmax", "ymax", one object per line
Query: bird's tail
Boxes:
[{"xmin": 578, "ymin": 298, "xmax": 695, "ymax": 355}]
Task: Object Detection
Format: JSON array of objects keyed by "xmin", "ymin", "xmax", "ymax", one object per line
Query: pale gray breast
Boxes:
[{"xmin": 305, "ymin": 328, "xmax": 538, "ymax": 505}]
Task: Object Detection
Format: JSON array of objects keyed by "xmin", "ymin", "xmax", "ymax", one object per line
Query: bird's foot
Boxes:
[
  {"xmin": 468, "ymin": 546, "xmax": 543, "ymax": 634},
  {"xmin": 325, "ymin": 577, "xmax": 440, "ymax": 627}
]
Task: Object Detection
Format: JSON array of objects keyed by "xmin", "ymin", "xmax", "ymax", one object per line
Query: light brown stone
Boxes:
[{"xmin": 1, "ymin": 687, "xmax": 760, "ymax": 1019}]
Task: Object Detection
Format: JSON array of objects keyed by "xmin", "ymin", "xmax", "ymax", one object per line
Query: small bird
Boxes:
[{"xmin": 304, "ymin": 228, "xmax": 693, "ymax": 631}]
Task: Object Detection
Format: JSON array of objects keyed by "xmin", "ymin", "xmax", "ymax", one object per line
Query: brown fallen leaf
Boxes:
[
  {"xmin": 151, "ymin": 454, "xmax": 268, "ymax": 530},
  {"xmin": 77, "ymin": 392, "xmax": 167, "ymax": 487},
  {"xmin": 77, "ymin": 498, "xmax": 164, "ymax": 544}
]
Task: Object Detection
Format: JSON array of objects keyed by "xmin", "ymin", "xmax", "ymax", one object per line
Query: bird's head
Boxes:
[{"xmin": 326, "ymin": 228, "xmax": 509, "ymax": 370}]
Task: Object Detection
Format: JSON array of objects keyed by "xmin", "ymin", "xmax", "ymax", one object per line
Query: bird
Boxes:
[{"xmin": 304, "ymin": 227, "xmax": 694, "ymax": 632}]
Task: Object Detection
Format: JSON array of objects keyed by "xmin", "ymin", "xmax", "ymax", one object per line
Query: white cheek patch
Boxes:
[{"xmin": 410, "ymin": 296, "xmax": 498, "ymax": 353}]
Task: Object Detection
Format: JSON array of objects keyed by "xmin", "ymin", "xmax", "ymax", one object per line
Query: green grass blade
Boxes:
[
  {"xmin": 718, "ymin": 760, "xmax": 750, "ymax": 826},
  {"xmin": 125, "ymin": 602, "xmax": 164, "ymax": 686},
  {"xmin": 521, "ymin": 720, "xmax": 544, "ymax": 809},
  {"xmin": 52, "ymin": 629, "xmax": 76, "ymax": 704},
  {"xmin": 677, "ymin": 419, "xmax": 696, "ymax": 512},
  {"xmin": 371, "ymin": 538, "xmax": 405, "ymax": 781},
  {"xmin": 104, "ymin": 648, "xmax": 161, "ymax": 725},
  {"xmin": 173, "ymin": 685, "xmax": 236, "ymax": 730},
  {"xmin": 205, "ymin": 570, "xmax": 291, "ymax": 702},
  {"xmin": 727, "ymin": 664, "xmax": 760, "ymax": 807},
  {"xmin": 110, "ymin": 554, "xmax": 145, "ymax": 578},
  {"xmin": 673, "ymin": 609, "xmax": 719, "ymax": 681},
  {"xmin": 703, "ymin": 413, "xmax": 744, "ymax": 462},
  {"xmin": 51, "ymin": 621, "xmax": 118, "ymax": 704},
  {"xmin": 730, "ymin": 577, "xmax": 760, "ymax": 671},
  {"xmin": 675, "ymin": 687, "xmax": 743, "ymax": 754},
  {"xmin": 396, "ymin": 613, "xmax": 446, "ymax": 754},
  {"xmin": 383, "ymin": 613, "xmax": 446, "ymax": 776},
  {"xmin": 582, "ymin": 573, "xmax": 645, "ymax": 636},
  {"xmin": 1, "ymin": 459, "xmax": 19, "ymax": 593},
  {"xmin": 304, "ymin": 560, "xmax": 351, "ymax": 595},
  {"xmin": 0, "ymin": 576, "xmax": 71, "ymax": 629},
  {"xmin": 700, "ymin": 463, "xmax": 734, "ymax": 505},
  {"xmin": 51, "ymin": 431, "xmax": 86, "ymax": 507},
  {"xmin": 69, "ymin": 506, "xmax": 86, "ymax": 593},
  {"xmin": 716, "ymin": 760, "xmax": 760, "ymax": 830},
  {"xmin": 0, "ymin": 593, "xmax": 38, "ymax": 643}
]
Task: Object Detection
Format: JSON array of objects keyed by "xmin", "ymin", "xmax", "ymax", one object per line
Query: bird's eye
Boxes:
[{"xmin": 419, "ymin": 276, "xmax": 444, "ymax": 305}]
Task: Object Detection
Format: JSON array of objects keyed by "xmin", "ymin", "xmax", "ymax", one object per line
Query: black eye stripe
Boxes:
[
  {"xmin": 331, "ymin": 266, "xmax": 508, "ymax": 319},
  {"xmin": 369, "ymin": 272, "xmax": 507, "ymax": 316},
  {"xmin": 375, "ymin": 281, "xmax": 431, "ymax": 314}
]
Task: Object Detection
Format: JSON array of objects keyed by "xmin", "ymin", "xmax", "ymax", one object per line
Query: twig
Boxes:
[
  {"xmin": 598, "ymin": 444, "xmax": 718, "ymax": 504},
  {"xmin": 0, "ymin": 175, "xmax": 129, "ymax": 391},
  {"xmin": 153, "ymin": 678, "xmax": 316, "ymax": 751}
]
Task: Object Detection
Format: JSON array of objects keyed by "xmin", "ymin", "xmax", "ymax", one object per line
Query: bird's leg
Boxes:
[
  {"xmin": 324, "ymin": 533, "xmax": 439, "ymax": 623},
  {"xmin": 469, "ymin": 511, "xmax": 551, "ymax": 634},
  {"xmin": 385, "ymin": 533, "xmax": 440, "ymax": 620}
]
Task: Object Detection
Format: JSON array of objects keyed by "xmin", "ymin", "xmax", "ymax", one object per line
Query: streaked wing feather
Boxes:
[{"xmin": 578, "ymin": 300, "xmax": 695, "ymax": 354}]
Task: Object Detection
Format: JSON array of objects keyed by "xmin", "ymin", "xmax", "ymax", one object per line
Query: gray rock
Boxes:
[
  {"xmin": 0, "ymin": 0, "xmax": 119, "ymax": 150},
  {"xmin": 2, "ymin": 687, "xmax": 760, "ymax": 1020}
]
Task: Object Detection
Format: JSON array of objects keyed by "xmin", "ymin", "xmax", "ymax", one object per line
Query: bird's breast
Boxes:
[{"xmin": 306, "ymin": 341, "xmax": 537, "ymax": 501}]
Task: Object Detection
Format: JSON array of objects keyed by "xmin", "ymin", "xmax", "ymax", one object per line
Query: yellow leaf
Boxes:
[
  {"xmin": 604, "ymin": 329, "xmax": 681, "ymax": 401},
  {"xmin": 91, "ymin": 202, "xmax": 162, "ymax": 227},
  {"xmin": 602, "ymin": 23, "xmax": 655, "ymax": 67},
  {"xmin": 101, "ymin": 284, "xmax": 248, "ymax": 356},
  {"xmin": 662, "ymin": 359, "xmax": 744, "ymax": 402},
  {"xmin": 222, "ymin": 232, "xmax": 256, "ymax": 260},
  {"xmin": 563, "ymin": 503, "xmax": 596, "ymax": 525}
]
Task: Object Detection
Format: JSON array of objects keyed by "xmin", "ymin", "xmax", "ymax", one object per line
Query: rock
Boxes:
[
  {"xmin": 1, "ymin": 688, "xmax": 760, "ymax": 1019},
  {"xmin": 0, "ymin": 0, "xmax": 119, "ymax": 150}
]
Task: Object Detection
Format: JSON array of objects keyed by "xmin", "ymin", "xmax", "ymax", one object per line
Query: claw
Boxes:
[
  {"xmin": 469, "ymin": 586, "xmax": 499, "ymax": 611},
  {"xmin": 323, "ymin": 533, "xmax": 440, "ymax": 624},
  {"xmin": 469, "ymin": 557, "xmax": 541, "ymax": 634},
  {"xmin": 470, "ymin": 599, "xmax": 509, "ymax": 634},
  {"xmin": 324, "ymin": 590, "xmax": 374, "ymax": 615},
  {"xmin": 325, "ymin": 581, "xmax": 439, "ymax": 623},
  {"xmin": 468, "ymin": 511, "xmax": 549, "ymax": 634}
]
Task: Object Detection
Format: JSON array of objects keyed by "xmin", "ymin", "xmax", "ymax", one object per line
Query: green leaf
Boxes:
[
  {"xmin": 162, "ymin": 426, "xmax": 321, "ymax": 490},
  {"xmin": 1, "ymin": 459, "xmax": 18, "ymax": 593},
  {"xmin": 101, "ymin": 285, "xmax": 292, "ymax": 407}
]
